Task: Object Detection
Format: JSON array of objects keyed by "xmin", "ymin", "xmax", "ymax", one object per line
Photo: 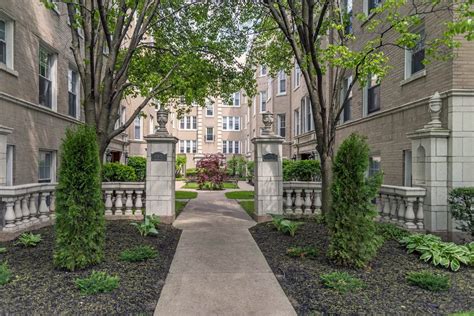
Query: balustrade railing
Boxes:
[
  {"xmin": 102, "ymin": 182, "xmax": 145, "ymax": 217},
  {"xmin": 283, "ymin": 181, "xmax": 322, "ymax": 215}
]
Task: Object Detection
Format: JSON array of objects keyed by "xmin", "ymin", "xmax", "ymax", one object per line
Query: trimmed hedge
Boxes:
[
  {"xmin": 283, "ymin": 159, "xmax": 321, "ymax": 181},
  {"xmin": 127, "ymin": 156, "xmax": 146, "ymax": 181},
  {"xmin": 102, "ymin": 163, "xmax": 137, "ymax": 182}
]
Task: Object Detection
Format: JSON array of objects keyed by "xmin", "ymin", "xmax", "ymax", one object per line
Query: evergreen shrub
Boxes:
[
  {"xmin": 127, "ymin": 156, "xmax": 146, "ymax": 181},
  {"xmin": 102, "ymin": 162, "xmax": 137, "ymax": 182}
]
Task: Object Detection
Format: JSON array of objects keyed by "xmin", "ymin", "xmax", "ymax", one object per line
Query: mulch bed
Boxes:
[
  {"xmin": 250, "ymin": 221, "xmax": 474, "ymax": 315},
  {"xmin": 0, "ymin": 221, "xmax": 181, "ymax": 315}
]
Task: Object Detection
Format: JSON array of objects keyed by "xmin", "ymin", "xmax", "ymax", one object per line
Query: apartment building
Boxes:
[{"xmin": 0, "ymin": 0, "xmax": 127, "ymax": 185}]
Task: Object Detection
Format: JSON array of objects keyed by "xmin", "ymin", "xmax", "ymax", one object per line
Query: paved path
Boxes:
[{"xmin": 154, "ymin": 190, "xmax": 296, "ymax": 316}]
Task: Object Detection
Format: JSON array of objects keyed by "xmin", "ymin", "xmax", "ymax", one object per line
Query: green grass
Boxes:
[
  {"xmin": 223, "ymin": 182, "xmax": 239, "ymax": 189},
  {"xmin": 175, "ymin": 191, "xmax": 198, "ymax": 199},
  {"xmin": 182, "ymin": 182, "xmax": 239, "ymax": 190},
  {"xmin": 175, "ymin": 201, "xmax": 188, "ymax": 217},
  {"xmin": 238, "ymin": 200, "xmax": 254, "ymax": 217},
  {"xmin": 225, "ymin": 191, "xmax": 254, "ymax": 199}
]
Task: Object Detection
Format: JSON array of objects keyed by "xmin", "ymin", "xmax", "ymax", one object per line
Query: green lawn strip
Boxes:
[
  {"xmin": 225, "ymin": 191, "xmax": 254, "ymax": 199},
  {"xmin": 223, "ymin": 182, "xmax": 239, "ymax": 189},
  {"xmin": 182, "ymin": 182, "xmax": 239, "ymax": 190},
  {"xmin": 175, "ymin": 201, "xmax": 188, "ymax": 217},
  {"xmin": 238, "ymin": 200, "xmax": 254, "ymax": 217},
  {"xmin": 175, "ymin": 191, "xmax": 198, "ymax": 199}
]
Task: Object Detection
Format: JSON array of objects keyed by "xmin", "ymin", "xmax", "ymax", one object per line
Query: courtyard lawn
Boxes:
[
  {"xmin": 0, "ymin": 221, "xmax": 181, "ymax": 315},
  {"xmin": 175, "ymin": 201, "xmax": 188, "ymax": 217},
  {"xmin": 250, "ymin": 220, "xmax": 474, "ymax": 315},
  {"xmin": 238, "ymin": 200, "xmax": 254, "ymax": 217},
  {"xmin": 175, "ymin": 191, "xmax": 198, "ymax": 199},
  {"xmin": 182, "ymin": 182, "xmax": 239, "ymax": 190},
  {"xmin": 225, "ymin": 191, "xmax": 254, "ymax": 200}
]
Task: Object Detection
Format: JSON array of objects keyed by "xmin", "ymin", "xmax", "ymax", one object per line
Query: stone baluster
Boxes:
[
  {"xmin": 382, "ymin": 194, "xmax": 391, "ymax": 221},
  {"xmin": 284, "ymin": 189, "xmax": 293, "ymax": 213},
  {"xmin": 390, "ymin": 195, "xmax": 398, "ymax": 222},
  {"xmin": 303, "ymin": 189, "xmax": 312, "ymax": 214},
  {"xmin": 3, "ymin": 198, "xmax": 17, "ymax": 230},
  {"xmin": 125, "ymin": 190, "xmax": 134, "ymax": 215},
  {"xmin": 377, "ymin": 194, "xmax": 384, "ymax": 214},
  {"xmin": 416, "ymin": 197, "xmax": 424, "ymax": 229},
  {"xmin": 104, "ymin": 191, "xmax": 113, "ymax": 216},
  {"xmin": 49, "ymin": 191, "xmax": 56, "ymax": 220},
  {"xmin": 29, "ymin": 193, "xmax": 39, "ymax": 223},
  {"xmin": 314, "ymin": 191, "xmax": 322, "ymax": 214},
  {"xmin": 404, "ymin": 197, "xmax": 417, "ymax": 229},
  {"xmin": 21, "ymin": 194, "xmax": 31, "ymax": 224},
  {"xmin": 14, "ymin": 197, "xmax": 23, "ymax": 226},
  {"xmin": 293, "ymin": 189, "xmax": 303, "ymax": 214},
  {"xmin": 115, "ymin": 191, "xmax": 124, "ymax": 215},
  {"xmin": 397, "ymin": 196, "xmax": 406, "ymax": 224},
  {"xmin": 38, "ymin": 191, "xmax": 50, "ymax": 221},
  {"xmin": 135, "ymin": 192, "xmax": 143, "ymax": 215}
]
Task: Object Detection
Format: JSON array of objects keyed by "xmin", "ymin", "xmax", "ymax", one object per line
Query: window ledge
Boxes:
[
  {"xmin": 0, "ymin": 64, "xmax": 18, "ymax": 77},
  {"xmin": 400, "ymin": 69, "xmax": 426, "ymax": 86},
  {"xmin": 276, "ymin": 92, "xmax": 287, "ymax": 97},
  {"xmin": 293, "ymin": 85, "xmax": 300, "ymax": 91}
]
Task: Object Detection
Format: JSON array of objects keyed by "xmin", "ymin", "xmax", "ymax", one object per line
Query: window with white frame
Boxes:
[
  {"xmin": 206, "ymin": 101, "xmax": 214, "ymax": 116},
  {"xmin": 260, "ymin": 65, "xmax": 267, "ymax": 76},
  {"xmin": 277, "ymin": 70, "xmax": 287, "ymax": 95},
  {"xmin": 294, "ymin": 62, "xmax": 301, "ymax": 89},
  {"xmin": 369, "ymin": 156, "xmax": 381, "ymax": 177},
  {"xmin": 259, "ymin": 91, "xmax": 267, "ymax": 112},
  {"xmin": 39, "ymin": 47, "xmax": 56, "ymax": 109},
  {"xmin": 233, "ymin": 92, "xmax": 240, "ymax": 106},
  {"xmin": 179, "ymin": 140, "xmax": 197, "ymax": 153},
  {"xmin": 222, "ymin": 140, "xmax": 240, "ymax": 154},
  {"xmin": 134, "ymin": 116, "xmax": 142, "ymax": 140},
  {"xmin": 366, "ymin": 74, "xmax": 380, "ymax": 115},
  {"xmin": 301, "ymin": 96, "xmax": 314, "ymax": 133},
  {"xmin": 6, "ymin": 145, "xmax": 13, "ymax": 186},
  {"xmin": 0, "ymin": 14, "xmax": 14, "ymax": 70},
  {"xmin": 68, "ymin": 68, "xmax": 79, "ymax": 118},
  {"xmin": 38, "ymin": 150, "xmax": 55, "ymax": 183},
  {"xmin": 179, "ymin": 116, "xmax": 197, "ymax": 130},
  {"xmin": 115, "ymin": 106, "xmax": 126, "ymax": 130},
  {"xmin": 403, "ymin": 150, "xmax": 412, "ymax": 187},
  {"xmin": 222, "ymin": 116, "xmax": 241, "ymax": 131},
  {"xmin": 277, "ymin": 114, "xmax": 286, "ymax": 137},
  {"xmin": 405, "ymin": 26, "xmax": 425, "ymax": 79},
  {"xmin": 342, "ymin": 76, "xmax": 352, "ymax": 122},
  {"xmin": 206, "ymin": 127, "xmax": 214, "ymax": 141},
  {"xmin": 294, "ymin": 109, "xmax": 300, "ymax": 136}
]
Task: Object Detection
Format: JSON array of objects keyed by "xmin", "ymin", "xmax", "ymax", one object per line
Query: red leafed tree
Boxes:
[{"xmin": 196, "ymin": 154, "xmax": 227, "ymax": 190}]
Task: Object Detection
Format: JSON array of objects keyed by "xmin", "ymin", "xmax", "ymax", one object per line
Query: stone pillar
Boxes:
[
  {"xmin": 144, "ymin": 107, "xmax": 178, "ymax": 224},
  {"xmin": 0, "ymin": 125, "xmax": 13, "ymax": 186},
  {"xmin": 252, "ymin": 111, "xmax": 284, "ymax": 222},
  {"xmin": 407, "ymin": 92, "xmax": 450, "ymax": 232}
]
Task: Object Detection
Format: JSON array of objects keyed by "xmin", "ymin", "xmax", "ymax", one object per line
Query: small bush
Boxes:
[
  {"xmin": 102, "ymin": 163, "xmax": 137, "ymax": 182},
  {"xmin": 320, "ymin": 272, "xmax": 365, "ymax": 293},
  {"xmin": 75, "ymin": 271, "xmax": 119, "ymax": 295},
  {"xmin": 283, "ymin": 159, "xmax": 321, "ymax": 181},
  {"xmin": 131, "ymin": 216, "xmax": 158, "ymax": 237},
  {"xmin": 196, "ymin": 154, "xmax": 227, "ymax": 190},
  {"xmin": 15, "ymin": 233, "xmax": 42, "ymax": 247},
  {"xmin": 176, "ymin": 155, "xmax": 187, "ymax": 177},
  {"xmin": 270, "ymin": 215, "xmax": 303, "ymax": 237},
  {"xmin": 287, "ymin": 246, "xmax": 318, "ymax": 259},
  {"xmin": 127, "ymin": 156, "xmax": 146, "ymax": 181},
  {"xmin": 147, "ymin": 214, "xmax": 161, "ymax": 228},
  {"xmin": 120, "ymin": 245, "xmax": 157, "ymax": 262},
  {"xmin": 0, "ymin": 248, "xmax": 7, "ymax": 254},
  {"xmin": 406, "ymin": 271, "xmax": 450, "ymax": 292},
  {"xmin": 376, "ymin": 223, "xmax": 411, "ymax": 242},
  {"xmin": 0, "ymin": 261, "xmax": 12, "ymax": 286},
  {"xmin": 186, "ymin": 168, "xmax": 198, "ymax": 178},
  {"xmin": 227, "ymin": 155, "xmax": 247, "ymax": 177},
  {"xmin": 246, "ymin": 160, "xmax": 254, "ymax": 182},
  {"xmin": 448, "ymin": 187, "xmax": 474, "ymax": 237}
]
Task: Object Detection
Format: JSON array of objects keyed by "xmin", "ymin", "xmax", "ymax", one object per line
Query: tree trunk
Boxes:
[{"xmin": 320, "ymin": 152, "xmax": 333, "ymax": 215}]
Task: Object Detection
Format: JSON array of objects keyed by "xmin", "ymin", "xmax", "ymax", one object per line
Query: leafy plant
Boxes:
[
  {"xmin": 0, "ymin": 261, "xmax": 12, "ymax": 286},
  {"xmin": 185, "ymin": 168, "xmax": 198, "ymax": 178},
  {"xmin": 246, "ymin": 160, "xmax": 254, "ymax": 182},
  {"xmin": 176, "ymin": 155, "xmax": 187, "ymax": 177},
  {"xmin": 400, "ymin": 234, "xmax": 472, "ymax": 271},
  {"xmin": 283, "ymin": 159, "xmax": 321, "ymax": 181},
  {"xmin": 406, "ymin": 271, "xmax": 450, "ymax": 292},
  {"xmin": 320, "ymin": 272, "xmax": 365, "ymax": 294},
  {"xmin": 75, "ymin": 271, "xmax": 119, "ymax": 295},
  {"xmin": 271, "ymin": 214, "xmax": 285, "ymax": 231},
  {"xmin": 376, "ymin": 223, "xmax": 411, "ymax": 242},
  {"xmin": 147, "ymin": 214, "xmax": 161, "ymax": 228},
  {"xmin": 131, "ymin": 216, "xmax": 159, "ymax": 237},
  {"xmin": 448, "ymin": 187, "xmax": 474, "ymax": 237},
  {"xmin": 54, "ymin": 126, "xmax": 105, "ymax": 271},
  {"xmin": 102, "ymin": 162, "xmax": 137, "ymax": 182},
  {"xmin": 227, "ymin": 155, "xmax": 247, "ymax": 177},
  {"xmin": 327, "ymin": 134, "xmax": 383, "ymax": 268},
  {"xmin": 196, "ymin": 154, "xmax": 227, "ymax": 190},
  {"xmin": 127, "ymin": 156, "xmax": 146, "ymax": 182},
  {"xmin": 287, "ymin": 246, "xmax": 318, "ymax": 259},
  {"xmin": 0, "ymin": 248, "xmax": 7, "ymax": 254},
  {"xmin": 270, "ymin": 215, "xmax": 303, "ymax": 237},
  {"xmin": 15, "ymin": 233, "xmax": 42, "ymax": 247},
  {"xmin": 120, "ymin": 245, "xmax": 158, "ymax": 262}
]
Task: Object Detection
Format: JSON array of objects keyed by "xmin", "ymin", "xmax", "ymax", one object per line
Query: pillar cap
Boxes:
[
  {"xmin": 251, "ymin": 136, "xmax": 285, "ymax": 144},
  {"xmin": 144, "ymin": 133, "xmax": 178, "ymax": 143},
  {"xmin": 406, "ymin": 128, "xmax": 450, "ymax": 140}
]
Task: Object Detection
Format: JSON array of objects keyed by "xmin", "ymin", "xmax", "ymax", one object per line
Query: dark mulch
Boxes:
[
  {"xmin": 250, "ymin": 221, "xmax": 474, "ymax": 315},
  {"xmin": 0, "ymin": 221, "xmax": 181, "ymax": 315}
]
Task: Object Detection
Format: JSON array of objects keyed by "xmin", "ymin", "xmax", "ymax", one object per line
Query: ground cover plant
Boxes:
[
  {"xmin": 406, "ymin": 271, "xmax": 450, "ymax": 292},
  {"xmin": 0, "ymin": 262, "xmax": 11, "ymax": 286},
  {"xmin": 175, "ymin": 191, "xmax": 198, "ymax": 199},
  {"xmin": 75, "ymin": 271, "xmax": 119, "ymax": 295},
  {"xmin": 131, "ymin": 216, "xmax": 159, "ymax": 237},
  {"xmin": 287, "ymin": 246, "xmax": 318, "ymax": 259},
  {"xmin": 0, "ymin": 248, "xmax": 6, "ymax": 254},
  {"xmin": 271, "ymin": 215, "xmax": 303, "ymax": 237},
  {"xmin": 120, "ymin": 245, "xmax": 158, "ymax": 262},
  {"xmin": 320, "ymin": 272, "xmax": 365, "ymax": 294},
  {"xmin": 225, "ymin": 191, "xmax": 254, "ymax": 200},
  {"xmin": 15, "ymin": 233, "xmax": 42, "ymax": 247},
  {"xmin": 376, "ymin": 222, "xmax": 411, "ymax": 242},
  {"xmin": 0, "ymin": 221, "xmax": 180, "ymax": 314}
]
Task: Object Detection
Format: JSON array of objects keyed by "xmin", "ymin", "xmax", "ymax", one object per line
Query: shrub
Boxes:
[
  {"xmin": 320, "ymin": 272, "xmax": 365, "ymax": 293},
  {"xmin": 283, "ymin": 159, "xmax": 321, "ymax": 181},
  {"xmin": 400, "ymin": 234, "xmax": 472, "ymax": 271},
  {"xmin": 270, "ymin": 215, "xmax": 303, "ymax": 237},
  {"xmin": 196, "ymin": 154, "xmax": 227, "ymax": 190},
  {"xmin": 120, "ymin": 245, "xmax": 157, "ymax": 262},
  {"xmin": 246, "ymin": 160, "xmax": 254, "ymax": 182},
  {"xmin": 327, "ymin": 133, "xmax": 383, "ymax": 268},
  {"xmin": 54, "ymin": 125, "xmax": 105, "ymax": 271},
  {"xmin": 287, "ymin": 246, "xmax": 318, "ymax": 259},
  {"xmin": 147, "ymin": 214, "xmax": 161, "ymax": 228},
  {"xmin": 176, "ymin": 155, "xmax": 187, "ymax": 177},
  {"xmin": 127, "ymin": 156, "xmax": 146, "ymax": 181},
  {"xmin": 0, "ymin": 261, "xmax": 12, "ymax": 286},
  {"xmin": 75, "ymin": 271, "xmax": 119, "ymax": 295},
  {"xmin": 227, "ymin": 155, "xmax": 246, "ymax": 177},
  {"xmin": 15, "ymin": 233, "xmax": 42, "ymax": 247},
  {"xmin": 448, "ymin": 187, "xmax": 474, "ymax": 237},
  {"xmin": 0, "ymin": 248, "xmax": 7, "ymax": 254},
  {"xmin": 376, "ymin": 223, "xmax": 411, "ymax": 242},
  {"xmin": 102, "ymin": 162, "xmax": 137, "ymax": 182},
  {"xmin": 406, "ymin": 271, "xmax": 450, "ymax": 292},
  {"xmin": 185, "ymin": 168, "xmax": 198, "ymax": 178},
  {"xmin": 131, "ymin": 216, "xmax": 159, "ymax": 236}
]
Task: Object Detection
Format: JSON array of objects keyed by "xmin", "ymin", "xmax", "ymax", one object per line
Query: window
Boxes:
[
  {"xmin": 369, "ymin": 156, "xmax": 381, "ymax": 177},
  {"xmin": 260, "ymin": 65, "xmax": 267, "ymax": 76},
  {"xmin": 405, "ymin": 27, "xmax": 425, "ymax": 78},
  {"xmin": 367, "ymin": 74, "xmax": 380, "ymax": 114},
  {"xmin": 344, "ymin": 0, "xmax": 353, "ymax": 34},
  {"xmin": 294, "ymin": 109, "xmax": 300, "ymax": 136},
  {"xmin": 68, "ymin": 69, "xmax": 79, "ymax": 118},
  {"xmin": 294, "ymin": 62, "xmax": 301, "ymax": 89},
  {"xmin": 6, "ymin": 145, "xmax": 13, "ymax": 186},
  {"xmin": 0, "ymin": 20, "xmax": 6, "ymax": 65},
  {"xmin": 277, "ymin": 114, "xmax": 286, "ymax": 137},
  {"xmin": 277, "ymin": 70, "xmax": 286, "ymax": 95},
  {"xmin": 403, "ymin": 150, "xmax": 412, "ymax": 187},
  {"xmin": 0, "ymin": 15, "xmax": 14, "ymax": 70},
  {"xmin": 134, "ymin": 116, "xmax": 142, "ymax": 140},
  {"xmin": 179, "ymin": 116, "xmax": 197, "ymax": 130},
  {"xmin": 38, "ymin": 151, "xmax": 55, "ymax": 183},
  {"xmin": 223, "ymin": 116, "xmax": 240, "ymax": 131},
  {"xmin": 206, "ymin": 101, "xmax": 214, "ymax": 116},
  {"xmin": 115, "ymin": 106, "xmax": 126, "ymax": 130},
  {"xmin": 342, "ymin": 76, "xmax": 352, "ymax": 122},
  {"xmin": 301, "ymin": 96, "xmax": 313, "ymax": 133},
  {"xmin": 222, "ymin": 140, "xmax": 241, "ymax": 154},
  {"xmin": 367, "ymin": 0, "xmax": 383, "ymax": 13},
  {"xmin": 39, "ymin": 47, "xmax": 55, "ymax": 108},
  {"xmin": 206, "ymin": 127, "xmax": 214, "ymax": 141},
  {"xmin": 179, "ymin": 140, "xmax": 197, "ymax": 153},
  {"xmin": 259, "ymin": 91, "xmax": 267, "ymax": 112},
  {"xmin": 233, "ymin": 92, "xmax": 240, "ymax": 107}
]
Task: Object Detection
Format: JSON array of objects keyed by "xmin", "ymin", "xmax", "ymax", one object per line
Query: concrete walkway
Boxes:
[{"xmin": 154, "ymin": 190, "xmax": 296, "ymax": 316}]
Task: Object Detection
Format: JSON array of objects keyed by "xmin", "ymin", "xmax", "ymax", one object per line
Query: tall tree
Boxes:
[
  {"xmin": 250, "ymin": 0, "xmax": 473, "ymax": 214},
  {"xmin": 42, "ymin": 0, "xmax": 255, "ymax": 159}
]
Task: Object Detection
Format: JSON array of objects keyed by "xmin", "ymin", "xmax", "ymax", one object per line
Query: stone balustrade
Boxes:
[
  {"xmin": 0, "ymin": 182, "xmax": 146, "ymax": 232},
  {"xmin": 283, "ymin": 181, "xmax": 322, "ymax": 215}
]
